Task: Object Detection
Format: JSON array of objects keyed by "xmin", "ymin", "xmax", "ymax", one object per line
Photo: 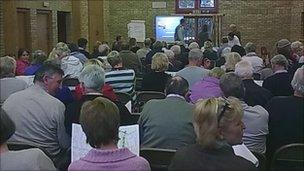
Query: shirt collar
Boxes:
[
  {"xmin": 166, "ymin": 94, "xmax": 185, "ymax": 100},
  {"xmin": 274, "ymin": 69, "xmax": 288, "ymax": 74}
]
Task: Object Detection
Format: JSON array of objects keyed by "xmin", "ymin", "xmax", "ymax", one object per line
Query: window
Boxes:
[{"xmin": 175, "ymin": 0, "xmax": 218, "ymax": 14}]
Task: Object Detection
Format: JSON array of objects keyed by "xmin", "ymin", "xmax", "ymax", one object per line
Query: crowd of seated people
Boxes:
[{"xmin": 0, "ymin": 33, "xmax": 303, "ymax": 171}]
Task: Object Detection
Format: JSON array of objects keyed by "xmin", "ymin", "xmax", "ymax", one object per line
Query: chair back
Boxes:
[
  {"xmin": 83, "ymin": 94, "xmax": 105, "ymax": 101},
  {"xmin": 115, "ymin": 92, "xmax": 132, "ymax": 105},
  {"xmin": 252, "ymin": 151, "xmax": 266, "ymax": 171},
  {"xmin": 7, "ymin": 141, "xmax": 52, "ymax": 158},
  {"xmin": 62, "ymin": 78, "xmax": 80, "ymax": 87},
  {"xmin": 134, "ymin": 91, "xmax": 166, "ymax": 112},
  {"xmin": 140, "ymin": 148, "xmax": 176, "ymax": 171},
  {"xmin": 270, "ymin": 143, "xmax": 304, "ymax": 171}
]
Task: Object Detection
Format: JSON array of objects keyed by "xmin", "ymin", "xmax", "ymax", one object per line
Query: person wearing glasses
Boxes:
[
  {"xmin": 220, "ymin": 73, "xmax": 269, "ymax": 154},
  {"xmin": 16, "ymin": 48, "xmax": 30, "ymax": 75},
  {"xmin": 169, "ymin": 97, "xmax": 256, "ymax": 171},
  {"xmin": 2, "ymin": 63, "xmax": 70, "ymax": 170}
]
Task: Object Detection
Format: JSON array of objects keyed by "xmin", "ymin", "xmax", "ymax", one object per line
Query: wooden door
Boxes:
[
  {"xmin": 58, "ymin": 11, "xmax": 71, "ymax": 43},
  {"xmin": 37, "ymin": 11, "xmax": 51, "ymax": 54},
  {"xmin": 88, "ymin": 0, "xmax": 104, "ymax": 52},
  {"xmin": 17, "ymin": 9, "xmax": 31, "ymax": 52}
]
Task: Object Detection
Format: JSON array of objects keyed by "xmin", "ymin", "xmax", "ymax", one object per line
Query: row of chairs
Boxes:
[
  {"xmin": 62, "ymin": 78, "xmax": 166, "ymax": 113},
  {"xmin": 115, "ymin": 91, "xmax": 166, "ymax": 113},
  {"xmin": 7, "ymin": 141, "xmax": 304, "ymax": 171}
]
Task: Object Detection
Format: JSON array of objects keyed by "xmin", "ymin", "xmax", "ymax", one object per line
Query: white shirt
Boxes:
[
  {"xmin": 242, "ymin": 52, "xmax": 264, "ymax": 73},
  {"xmin": 228, "ymin": 35, "xmax": 241, "ymax": 47}
]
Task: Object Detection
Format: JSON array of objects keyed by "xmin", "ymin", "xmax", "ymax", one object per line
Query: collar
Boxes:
[
  {"xmin": 274, "ymin": 69, "xmax": 288, "ymax": 74},
  {"xmin": 246, "ymin": 52, "xmax": 257, "ymax": 57},
  {"xmin": 82, "ymin": 148, "xmax": 135, "ymax": 163},
  {"xmin": 166, "ymin": 94, "xmax": 185, "ymax": 100},
  {"xmin": 79, "ymin": 47, "xmax": 85, "ymax": 50}
]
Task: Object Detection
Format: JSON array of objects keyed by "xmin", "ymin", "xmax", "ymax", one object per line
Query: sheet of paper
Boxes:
[
  {"xmin": 254, "ymin": 80, "xmax": 263, "ymax": 87},
  {"xmin": 232, "ymin": 143, "xmax": 259, "ymax": 167},
  {"xmin": 71, "ymin": 124, "xmax": 139, "ymax": 162},
  {"xmin": 125, "ymin": 101, "xmax": 132, "ymax": 113},
  {"xmin": 127, "ymin": 20, "xmax": 145, "ymax": 42},
  {"xmin": 165, "ymin": 71, "xmax": 177, "ymax": 77}
]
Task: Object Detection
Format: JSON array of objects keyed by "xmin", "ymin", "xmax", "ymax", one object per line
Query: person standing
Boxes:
[{"xmin": 174, "ymin": 19, "xmax": 186, "ymax": 44}]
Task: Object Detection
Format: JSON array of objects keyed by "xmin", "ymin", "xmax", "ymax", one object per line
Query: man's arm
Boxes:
[{"xmin": 56, "ymin": 103, "xmax": 71, "ymax": 149}]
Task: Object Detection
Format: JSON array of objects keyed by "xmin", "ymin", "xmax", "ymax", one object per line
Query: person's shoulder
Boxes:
[
  {"xmin": 129, "ymin": 155, "xmax": 151, "ymax": 171},
  {"xmin": 249, "ymin": 104, "xmax": 269, "ymax": 117}
]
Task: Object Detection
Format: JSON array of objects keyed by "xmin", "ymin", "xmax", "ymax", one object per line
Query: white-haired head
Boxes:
[
  {"xmin": 291, "ymin": 65, "xmax": 304, "ymax": 96},
  {"xmin": 79, "ymin": 65, "xmax": 105, "ymax": 91},
  {"xmin": 188, "ymin": 42, "xmax": 200, "ymax": 50},
  {"xmin": 234, "ymin": 60, "xmax": 254, "ymax": 79},
  {"xmin": 170, "ymin": 45, "xmax": 181, "ymax": 55}
]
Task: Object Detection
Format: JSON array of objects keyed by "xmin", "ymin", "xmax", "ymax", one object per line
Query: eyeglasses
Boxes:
[{"xmin": 217, "ymin": 98, "xmax": 231, "ymax": 123}]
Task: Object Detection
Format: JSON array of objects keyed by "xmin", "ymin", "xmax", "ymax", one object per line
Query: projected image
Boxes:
[
  {"xmin": 200, "ymin": 0, "xmax": 215, "ymax": 7},
  {"xmin": 179, "ymin": 0, "xmax": 195, "ymax": 9},
  {"xmin": 155, "ymin": 16, "xmax": 183, "ymax": 42}
]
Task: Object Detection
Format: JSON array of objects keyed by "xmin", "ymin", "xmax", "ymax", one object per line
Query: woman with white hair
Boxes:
[
  {"xmin": 262, "ymin": 54, "xmax": 293, "ymax": 96},
  {"xmin": 223, "ymin": 52, "xmax": 242, "ymax": 72},
  {"xmin": 235, "ymin": 60, "xmax": 273, "ymax": 107},
  {"xmin": 0, "ymin": 56, "xmax": 28, "ymax": 103},
  {"xmin": 266, "ymin": 65, "xmax": 304, "ymax": 159},
  {"xmin": 169, "ymin": 97, "xmax": 256, "ymax": 170},
  {"xmin": 168, "ymin": 45, "xmax": 183, "ymax": 71}
]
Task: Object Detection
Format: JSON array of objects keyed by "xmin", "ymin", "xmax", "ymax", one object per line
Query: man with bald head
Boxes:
[{"xmin": 138, "ymin": 76, "xmax": 196, "ymax": 150}]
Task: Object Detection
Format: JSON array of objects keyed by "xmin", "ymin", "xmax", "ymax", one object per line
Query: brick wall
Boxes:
[
  {"xmin": 0, "ymin": 0, "xmax": 4, "ymax": 56},
  {"xmin": 103, "ymin": 0, "xmax": 175, "ymax": 43},
  {"xmin": 102, "ymin": 0, "xmax": 304, "ymax": 57},
  {"xmin": 219, "ymin": 0, "xmax": 304, "ymax": 56},
  {"xmin": 1, "ymin": 0, "xmax": 303, "ymax": 56}
]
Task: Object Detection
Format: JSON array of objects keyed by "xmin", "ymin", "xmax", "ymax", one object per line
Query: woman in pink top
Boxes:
[
  {"xmin": 16, "ymin": 48, "xmax": 30, "ymax": 75},
  {"xmin": 68, "ymin": 97, "xmax": 150, "ymax": 171},
  {"xmin": 190, "ymin": 67, "xmax": 225, "ymax": 103}
]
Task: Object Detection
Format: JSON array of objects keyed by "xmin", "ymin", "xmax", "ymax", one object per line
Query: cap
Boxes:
[{"xmin": 277, "ymin": 39, "xmax": 291, "ymax": 48}]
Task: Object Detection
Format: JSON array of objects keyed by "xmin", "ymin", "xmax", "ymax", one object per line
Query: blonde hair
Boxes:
[
  {"xmin": 84, "ymin": 59, "xmax": 105, "ymax": 68},
  {"xmin": 193, "ymin": 97, "xmax": 243, "ymax": 148},
  {"xmin": 107, "ymin": 51, "xmax": 122, "ymax": 67},
  {"xmin": 209, "ymin": 67, "xmax": 225, "ymax": 78},
  {"xmin": 151, "ymin": 53, "xmax": 169, "ymax": 72},
  {"xmin": 224, "ymin": 52, "xmax": 241, "ymax": 71},
  {"xmin": 48, "ymin": 42, "xmax": 70, "ymax": 60}
]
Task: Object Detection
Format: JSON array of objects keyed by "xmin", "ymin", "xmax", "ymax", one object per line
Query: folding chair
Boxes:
[
  {"xmin": 7, "ymin": 141, "xmax": 52, "ymax": 159},
  {"xmin": 134, "ymin": 91, "xmax": 166, "ymax": 112},
  {"xmin": 115, "ymin": 92, "xmax": 132, "ymax": 105},
  {"xmin": 270, "ymin": 143, "xmax": 304, "ymax": 171},
  {"xmin": 62, "ymin": 78, "xmax": 79, "ymax": 87},
  {"xmin": 83, "ymin": 94, "xmax": 105, "ymax": 101},
  {"xmin": 140, "ymin": 148, "xmax": 176, "ymax": 171}
]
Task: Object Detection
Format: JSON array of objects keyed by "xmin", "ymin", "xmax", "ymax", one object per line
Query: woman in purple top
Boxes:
[
  {"xmin": 190, "ymin": 67, "xmax": 225, "ymax": 103},
  {"xmin": 68, "ymin": 97, "xmax": 150, "ymax": 171}
]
